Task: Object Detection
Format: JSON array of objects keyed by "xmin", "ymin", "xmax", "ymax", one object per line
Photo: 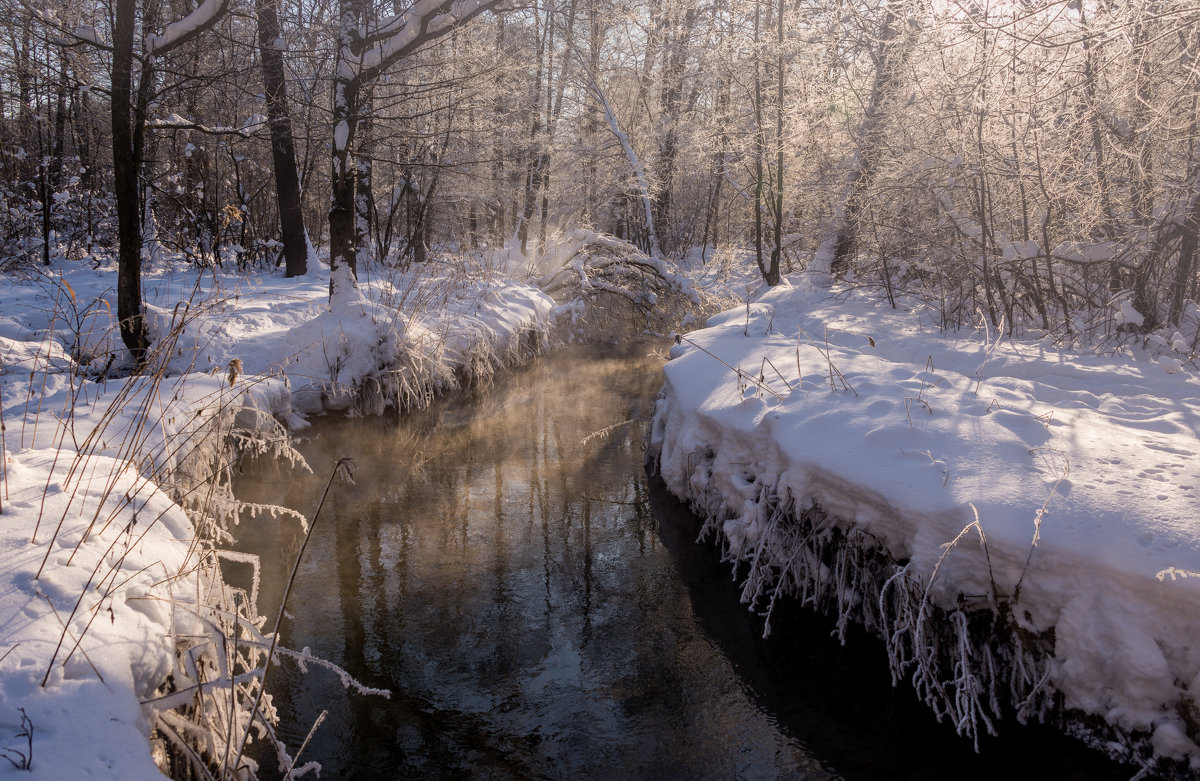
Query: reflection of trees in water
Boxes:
[{"xmin": 238, "ymin": 344, "xmax": 744, "ymax": 778}]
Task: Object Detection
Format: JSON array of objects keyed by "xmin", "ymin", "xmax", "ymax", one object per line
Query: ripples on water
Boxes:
[{"xmin": 233, "ymin": 343, "xmax": 1131, "ymax": 780}]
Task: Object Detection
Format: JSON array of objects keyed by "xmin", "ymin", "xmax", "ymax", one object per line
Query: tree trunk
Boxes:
[
  {"xmin": 112, "ymin": 0, "xmax": 149, "ymax": 361},
  {"xmin": 752, "ymin": 0, "xmax": 766, "ymax": 281},
  {"xmin": 519, "ymin": 7, "xmax": 546, "ymax": 255},
  {"xmin": 583, "ymin": 0, "xmax": 602, "ymax": 226},
  {"xmin": 827, "ymin": 0, "xmax": 914, "ymax": 279},
  {"xmin": 329, "ymin": 84, "xmax": 359, "ymax": 295},
  {"xmin": 256, "ymin": 0, "xmax": 308, "ymax": 276},
  {"xmin": 355, "ymin": 88, "xmax": 376, "ymax": 264},
  {"xmin": 651, "ymin": 3, "xmax": 693, "ymax": 256},
  {"xmin": 767, "ymin": 0, "xmax": 784, "ymax": 286}
]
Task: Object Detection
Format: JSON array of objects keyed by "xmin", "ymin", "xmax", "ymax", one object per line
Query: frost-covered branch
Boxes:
[
  {"xmin": 538, "ymin": 229, "xmax": 694, "ymax": 301},
  {"xmin": 533, "ymin": 229, "xmax": 706, "ymax": 336},
  {"xmin": 59, "ymin": 25, "xmax": 110, "ymax": 49},
  {"xmin": 145, "ymin": 113, "xmax": 268, "ymax": 137}
]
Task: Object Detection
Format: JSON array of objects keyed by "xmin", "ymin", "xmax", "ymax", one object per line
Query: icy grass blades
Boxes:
[
  {"xmin": 648, "ymin": 275, "xmax": 1200, "ymax": 778},
  {"xmin": 0, "ymin": 355, "xmax": 300, "ymax": 777},
  {"xmin": 0, "ymin": 328, "xmax": 387, "ymax": 778}
]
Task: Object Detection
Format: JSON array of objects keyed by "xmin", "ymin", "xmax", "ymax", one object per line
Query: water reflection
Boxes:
[
  {"xmin": 235, "ymin": 343, "xmax": 827, "ymax": 779},
  {"xmin": 234, "ymin": 343, "xmax": 1131, "ymax": 780}
]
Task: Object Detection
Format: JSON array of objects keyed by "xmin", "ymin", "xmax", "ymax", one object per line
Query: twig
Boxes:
[
  {"xmin": 797, "ymin": 326, "xmax": 857, "ymax": 395},
  {"xmin": 580, "ymin": 418, "xmax": 649, "ymax": 445},
  {"xmin": 1012, "ymin": 451, "xmax": 1069, "ymax": 603},
  {"xmin": 974, "ymin": 308, "xmax": 1005, "ymax": 396},
  {"xmin": 39, "ymin": 594, "xmax": 105, "ymax": 684},
  {"xmin": 676, "ymin": 335, "xmax": 786, "ymax": 400},
  {"xmin": 761, "ymin": 356, "xmax": 792, "ymax": 390},
  {"xmin": 0, "ymin": 707, "xmax": 32, "ymax": 771},
  {"xmin": 283, "ymin": 710, "xmax": 327, "ymax": 780},
  {"xmin": 229, "ymin": 456, "xmax": 356, "ymax": 776}
]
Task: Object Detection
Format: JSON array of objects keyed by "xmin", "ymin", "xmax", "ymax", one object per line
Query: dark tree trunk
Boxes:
[
  {"xmin": 354, "ymin": 85, "xmax": 376, "ymax": 263},
  {"xmin": 518, "ymin": 11, "xmax": 545, "ymax": 255},
  {"xmin": 767, "ymin": 0, "xmax": 783, "ymax": 286},
  {"xmin": 256, "ymin": 0, "xmax": 308, "ymax": 276},
  {"xmin": 328, "ymin": 81, "xmax": 360, "ymax": 293},
  {"xmin": 112, "ymin": 0, "xmax": 149, "ymax": 361},
  {"xmin": 583, "ymin": 0, "xmax": 602, "ymax": 226},
  {"xmin": 651, "ymin": 3, "xmax": 695, "ymax": 256},
  {"xmin": 16, "ymin": 26, "xmax": 34, "ymax": 183},
  {"xmin": 752, "ymin": 0, "xmax": 767, "ymax": 281}
]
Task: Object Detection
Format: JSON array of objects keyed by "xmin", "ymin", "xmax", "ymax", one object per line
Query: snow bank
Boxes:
[
  {"xmin": 648, "ymin": 276, "xmax": 1200, "ymax": 776},
  {"xmin": 0, "ymin": 254, "xmax": 559, "ymax": 777},
  {"xmin": 150, "ymin": 260, "xmax": 554, "ymax": 416},
  {"xmin": 0, "ymin": 357, "xmax": 294, "ymax": 777}
]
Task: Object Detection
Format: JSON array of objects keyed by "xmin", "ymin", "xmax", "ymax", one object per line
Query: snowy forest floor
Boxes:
[
  {"xmin": 0, "ymin": 244, "xmax": 1198, "ymax": 778},
  {"xmin": 648, "ymin": 274, "xmax": 1200, "ymax": 779}
]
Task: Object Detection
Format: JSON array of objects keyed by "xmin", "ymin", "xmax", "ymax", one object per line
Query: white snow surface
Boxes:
[
  {"xmin": 0, "ymin": 255, "xmax": 555, "ymax": 777},
  {"xmin": 0, "ymin": 370, "xmax": 287, "ymax": 779},
  {"xmin": 6, "ymin": 242, "xmax": 1200, "ymax": 774},
  {"xmin": 650, "ymin": 274, "xmax": 1200, "ymax": 770}
]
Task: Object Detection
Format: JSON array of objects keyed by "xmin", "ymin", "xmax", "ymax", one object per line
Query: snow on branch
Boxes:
[
  {"xmin": 538, "ymin": 229, "xmax": 701, "ymax": 322},
  {"xmin": 145, "ymin": 113, "xmax": 268, "ymax": 137},
  {"xmin": 59, "ymin": 25, "xmax": 110, "ymax": 49},
  {"xmin": 144, "ymin": 0, "xmax": 231, "ymax": 57},
  {"xmin": 351, "ymin": 0, "xmax": 505, "ymax": 82}
]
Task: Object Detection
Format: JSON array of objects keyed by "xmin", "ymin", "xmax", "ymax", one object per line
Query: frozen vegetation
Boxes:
[
  {"xmin": 7, "ymin": 0, "xmax": 1200, "ymax": 775},
  {"xmin": 1, "ymin": 227, "xmax": 1199, "ymax": 779}
]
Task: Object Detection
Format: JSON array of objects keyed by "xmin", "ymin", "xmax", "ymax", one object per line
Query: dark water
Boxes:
[{"xmin": 233, "ymin": 343, "xmax": 1133, "ymax": 780}]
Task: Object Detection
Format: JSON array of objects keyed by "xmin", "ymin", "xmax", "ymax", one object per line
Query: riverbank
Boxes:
[
  {"xmin": 0, "ymin": 255, "xmax": 557, "ymax": 778},
  {"xmin": 647, "ymin": 275, "xmax": 1200, "ymax": 778}
]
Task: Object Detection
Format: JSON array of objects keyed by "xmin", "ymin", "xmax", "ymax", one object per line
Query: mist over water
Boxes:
[{"xmin": 233, "ymin": 343, "xmax": 1130, "ymax": 780}]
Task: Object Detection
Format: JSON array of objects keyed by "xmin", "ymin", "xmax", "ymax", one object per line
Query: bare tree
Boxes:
[{"xmin": 328, "ymin": 0, "xmax": 504, "ymax": 301}]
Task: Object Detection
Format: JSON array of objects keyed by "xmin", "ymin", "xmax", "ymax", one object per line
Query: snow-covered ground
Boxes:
[
  {"xmin": 648, "ymin": 274, "xmax": 1200, "ymax": 776},
  {"xmin": 0, "ymin": 254, "xmax": 555, "ymax": 778},
  {"xmin": 5, "ymin": 240, "xmax": 1199, "ymax": 777}
]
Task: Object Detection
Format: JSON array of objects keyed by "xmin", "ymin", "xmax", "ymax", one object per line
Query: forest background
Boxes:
[{"xmin": 3, "ymin": 0, "xmax": 1200, "ymax": 363}]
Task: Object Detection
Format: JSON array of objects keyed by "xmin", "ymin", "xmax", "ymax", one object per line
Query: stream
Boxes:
[{"xmin": 232, "ymin": 342, "xmax": 1132, "ymax": 780}]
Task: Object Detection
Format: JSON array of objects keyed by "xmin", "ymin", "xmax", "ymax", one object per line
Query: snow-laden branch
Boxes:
[
  {"xmin": 586, "ymin": 81, "xmax": 661, "ymax": 259},
  {"xmin": 144, "ymin": 0, "xmax": 231, "ymax": 57},
  {"xmin": 59, "ymin": 25, "xmax": 110, "ymax": 49},
  {"xmin": 349, "ymin": 0, "xmax": 504, "ymax": 83},
  {"xmin": 145, "ymin": 112, "xmax": 268, "ymax": 137}
]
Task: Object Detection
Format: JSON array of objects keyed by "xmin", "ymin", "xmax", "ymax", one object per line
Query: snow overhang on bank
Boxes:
[{"xmin": 648, "ymin": 277, "xmax": 1200, "ymax": 775}]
